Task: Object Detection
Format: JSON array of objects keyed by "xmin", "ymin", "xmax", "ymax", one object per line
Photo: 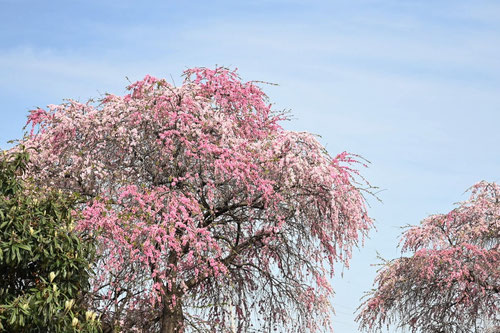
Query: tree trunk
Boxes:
[{"xmin": 160, "ymin": 293, "xmax": 184, "ymax": 333}]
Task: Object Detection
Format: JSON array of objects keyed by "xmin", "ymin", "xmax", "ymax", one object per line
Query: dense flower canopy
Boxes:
[
  {"xmin": 20, "ymin": 67, "xmax": 373, "ymax": 332},
  {"xmin": 357, "ymin": 181, "xmax": 500, "ymax": 333}
]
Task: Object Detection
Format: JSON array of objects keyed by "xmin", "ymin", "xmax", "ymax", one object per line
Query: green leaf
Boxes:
[
  {"xmin": 18, "ymin": 244, "xmax": 31, "ymax": 251},
  {"xmin": 9, "ymin": 312, "xmax": 16, "ymax": 325}
]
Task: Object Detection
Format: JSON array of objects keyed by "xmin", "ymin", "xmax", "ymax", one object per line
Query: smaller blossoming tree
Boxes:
[{"xmin": 357, "ymin": 181, "xmax": 500, "ymax": 332}]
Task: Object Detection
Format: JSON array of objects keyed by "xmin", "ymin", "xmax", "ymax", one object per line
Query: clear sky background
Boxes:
[{"xmin": 1, "ymin": 0, "xmax": 499, "ymax": 331}]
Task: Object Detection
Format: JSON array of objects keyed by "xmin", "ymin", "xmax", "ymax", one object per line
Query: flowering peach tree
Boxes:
[
  {"xmin": 20, "ymin": 67, "xmax": 373, "ymax": 332},
  {"xmin": 357, "ymin": 181, "xmax": 500, "ymax": 332}
]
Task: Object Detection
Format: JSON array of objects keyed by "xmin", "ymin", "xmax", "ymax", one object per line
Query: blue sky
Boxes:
[{"xmin": 1, "ymin": 0, "xmax": 499, "ymax": 331}]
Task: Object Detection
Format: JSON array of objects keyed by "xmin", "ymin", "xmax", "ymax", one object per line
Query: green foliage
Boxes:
[{"xmin": 0, "ymin": 149, "xmax": 100, "ymax": 332}]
